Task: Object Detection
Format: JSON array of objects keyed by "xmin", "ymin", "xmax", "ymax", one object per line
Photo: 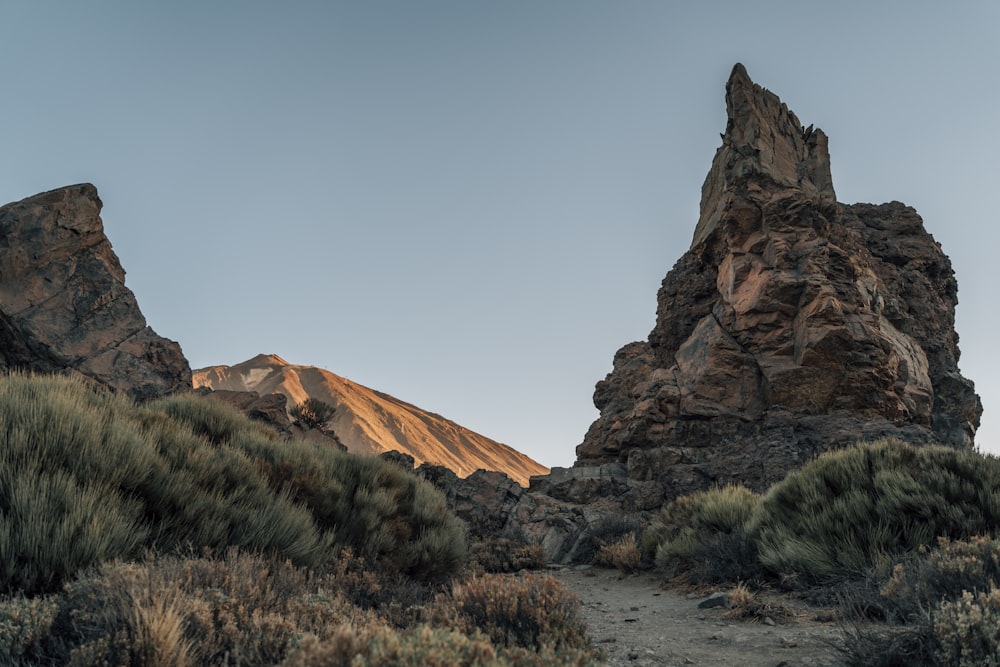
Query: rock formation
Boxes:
[
  {"xmin": 0, "ymin": 184, "xmax": 191, "ymax": 399},
  {"xmin": 194, "ymin": 354, "xmax": 549, "ymax": 486},
  {"xmin": 534, "ymin": 63, "xmax": 981, "ymax": 509}
]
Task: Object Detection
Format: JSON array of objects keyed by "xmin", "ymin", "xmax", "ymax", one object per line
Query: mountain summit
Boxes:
[{"xmin": 193, "ymin": 354, "xmax": 548, "ymax": 486}]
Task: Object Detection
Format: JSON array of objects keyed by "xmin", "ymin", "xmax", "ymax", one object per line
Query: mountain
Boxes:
[
  {"xmin": 0, "ymin": 184, "xmax": 190, "ymax": 399},
  {"xmin": 193, "ymin": 354, "xmax": 548, "ymax": 486}
]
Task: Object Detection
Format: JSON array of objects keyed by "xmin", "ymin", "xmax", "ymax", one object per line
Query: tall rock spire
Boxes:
[
  {"xmin": 694, "ymin": 63, "xmax": 836, "ymax": 247},
  {"xmin": 562, "ymin": 64, "xmax": 981, "ymax": 507}
]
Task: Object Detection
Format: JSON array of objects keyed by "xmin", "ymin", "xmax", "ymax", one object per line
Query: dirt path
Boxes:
[{"xmin": 551, "ymin": 566, "xmax": 849, "ymax": 667}]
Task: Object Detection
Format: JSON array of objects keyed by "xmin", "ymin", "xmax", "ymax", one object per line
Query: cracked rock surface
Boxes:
[{"xmin": 0, "ymin": 184, "xmax": 191, "ymax": 399}]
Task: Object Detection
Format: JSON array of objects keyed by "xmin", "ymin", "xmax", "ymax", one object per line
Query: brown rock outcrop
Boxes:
[
  {"xmin": 195, "ymin": 387, "xmax": 349, "ymax": 450},
  {"xmin": 0, "ymin": 184, "xmax": 191, "ymax": 399},
  {"xmin": 568, "ymin": 64, "xmax": 980, "ymax": 502}
]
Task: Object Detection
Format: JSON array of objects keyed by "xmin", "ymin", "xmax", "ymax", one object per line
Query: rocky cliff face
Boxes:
[
  {"xmin": 0, "ymin": 184, "xmax": 191, "ymax": 399},
  {"xmin": 550, "ymin": 64, "xmax": 980, "ymax": 505},
  {"xmin": 194, "ymin": 354, "xmax": 549, "ymax": 486}
]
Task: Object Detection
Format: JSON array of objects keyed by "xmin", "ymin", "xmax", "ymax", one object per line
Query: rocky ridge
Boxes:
[
  {"xmin": 194, "ymin": 354, "xmax": 549, "ymax": 486},
  {"xmin": 0, "ymin": 184, "xmax": 190, "ymax": 399}
]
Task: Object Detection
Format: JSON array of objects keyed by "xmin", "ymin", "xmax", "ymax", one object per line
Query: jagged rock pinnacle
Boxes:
[
  {"xmin": 693, "ymin": 63, "xmax": 836, "ymax": 247},
  {"xmin": 569, "ymin": 64, "xmax": 981, "ymax": 506}
]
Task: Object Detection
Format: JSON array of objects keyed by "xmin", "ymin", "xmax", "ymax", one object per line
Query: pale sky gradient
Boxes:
[{"xmin": 2, "ymin": 2, "xmax": 997, "ymax": 468}]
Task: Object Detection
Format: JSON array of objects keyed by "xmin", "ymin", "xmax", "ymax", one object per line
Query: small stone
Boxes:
[
  {"xmin": 698, "ymin": 592, "xmax": 729, "ymax": 609},
  {"xmin": 781, "ymin": 637, "xmax": 798, "ymax": 648},
  {"xmin": 763, "ymin": 616, "xmax": 776, "ymax": 626}
]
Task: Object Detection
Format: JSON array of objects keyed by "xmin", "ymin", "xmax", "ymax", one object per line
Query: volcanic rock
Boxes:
[
  {"xmin": 0, "ymin": 184, "xmax": 191, "ymax": 399},
  {"xmin": 567, "ymin": 64, "xmax": 981, "ymax": 503},
  {"xmin": 195, "ymin": 387, "xmax": 349, "ymax": 450},
  {"xmin": 194, "ymin": 354, "xmax": 548, "ymax": 486}
]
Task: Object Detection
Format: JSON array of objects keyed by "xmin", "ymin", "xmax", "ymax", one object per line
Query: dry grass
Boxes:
[{"xmin": 596, "ymin": 534, "xmax": 641, "ymax": 573}]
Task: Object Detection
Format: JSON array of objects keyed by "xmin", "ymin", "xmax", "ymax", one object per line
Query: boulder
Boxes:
[{"xmin": 0, "ymin": 184, "xmax": 190, "ymax": 399}]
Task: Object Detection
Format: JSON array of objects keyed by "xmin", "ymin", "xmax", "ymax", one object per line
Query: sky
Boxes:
[{"xmin": 1, "ymin": 1, "xmax": 997, "ymax": 469}]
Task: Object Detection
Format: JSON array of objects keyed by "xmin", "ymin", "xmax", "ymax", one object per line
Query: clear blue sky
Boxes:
[{"xmin": 2, "ymin": 1, "xmax": 997, "ymax": 468}]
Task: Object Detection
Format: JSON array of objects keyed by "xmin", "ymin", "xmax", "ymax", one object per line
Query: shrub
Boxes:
[
  {"xmin": 755, "ymin": 439, "xmax": 1000, "ymax": 581},
  {"xmin": 842, "ymin": 536, "xmax": 1000, "ymax": 666},
  {"xmin": 933, "ymin": 589, "xmax": 1000, "ymax": 667},
  {"xmin": 573, "ymin": 516, "xmax": 643, "ymax": 567},
  {"xmin": 0, "ymin": 374, "xmax": 465, "ymax": 593},
  {"xmin": 595, "ymin": 535, "xmax": 641, "ymax": 574},
  {"xmin": 290, "ymin": 398, "xmax": 336, "ymax": 430},
  {"xmin": 429, "ymin": 573, "xmax": 591, "ymax": 653},
  {"xmin": 468, "ymin": 536, "xmax": 546, "ymax": 574},
  {"xmin": 0, "ymin": 552, "xmax": 597, "ymax": 666},
  {"xmin": 651, "ymin": 484, "xmax": 762, "ymax": 583},
  {"xmin": 0, "ymin": 594, "xmax": 60, "ymax": 665},
  {"xmin": 0, "ymin": 550, "xmax": 377, "ymax": 665},
  {"xmin": 282, "ymin": 624, "xmax": 600, "ymax": 667}
]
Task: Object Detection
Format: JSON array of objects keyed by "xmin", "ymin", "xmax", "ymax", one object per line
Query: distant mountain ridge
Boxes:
[{"xmin": 193, "ymin": 354, "xmax": 548, "ymax": 486}]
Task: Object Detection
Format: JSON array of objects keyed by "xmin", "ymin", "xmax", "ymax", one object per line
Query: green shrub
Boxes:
[
  {"xmin": 842, "ymin": 536, "xmax": 1000, "ymax": 666},
  {"xmin": 0, "ymin": 594, "xmax": 60, "ymax": 665},
  {"xmin": 933, "ymin": 588, "xmax": 1000, "ymax": 667},
  {"xmin": 0, "ymin": 552, "xmax": 596, "ymax": 666},
  {"xmin": 573, "ymin": 516, "xmax": 643, "ymax": 567},
  {"xmin": 0, "ymin": 374, "xmax": 465, "ymax": 593},
  {"xmin": 150, "ymin": 391, "xmax": 277, "ymax": 444},
  {"xmin": 290, "ymin": 398, "xmax": 336, "ymax": 430},
  {"xmin": 755, "ymin": 439, "xmax": 1000, "ymax": 581},
  {"xmin": 429, "ymin": 573, "xmax": 591, "ymax": 654},
  {"xmin": 282, "ymin": 624, "xmax": 600, "ymax": 667},
  {"xmin": 468, "ymin": 536, "xmax": 547, "ymax": 574},
  {"xmin": 650, "ymin": 484, "xmax": 762, "ymax": 583},
  {"xmin": 595, "ymin": 535, "xmax": 641, "ymax": 573},
  {"xmin": 0, "ymin": 550, "xmax": 376, "ymax": 665}
]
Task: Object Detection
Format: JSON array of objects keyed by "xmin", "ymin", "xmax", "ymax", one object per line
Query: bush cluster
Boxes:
[
  {"xmin": 468, "ymin": 536, "xmax": 547, "ymax": 574},
  {"xmin": 428, "ymin": 573, "xmax": 591, "ymax": 654},
  {"xmin": 648, "ymin": 483, "xmax": 762, "ymax": 583},
  {"xmin": 0, "ymin": 551, "xmax": 597, "ymax": 666},
  {"xmin": 0, "ymin": 373, "xmax": 464, "ymax": 593},
  {"xmin": 840, "ymin": 536, "xmax": 1000, "ymax": 666},
  {"xmin": 649, "ymin": 439, "xmax": 1000, "ymax": 587},
  {"xmin": 755, "ymin": 439, "xmax": 1000, "ymax": 581}
]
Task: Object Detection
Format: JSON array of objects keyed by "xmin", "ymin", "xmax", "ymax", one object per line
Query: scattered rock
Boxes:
[{"xmin": 698, "ymin": 592, "xmax": 730, "ymax": 609}]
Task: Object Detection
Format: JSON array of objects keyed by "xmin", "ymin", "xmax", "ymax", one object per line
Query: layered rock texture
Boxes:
[
  {"xmin": 194, "ymin": 354, "xmax": 548, "ymax": 486},
  {"xmin": 0, "ymin": 184, "xmax": 191, "ymax": 399},
  {"xmin": 540, "ymin": 64, "xmax": 980, "ymax": 507}
]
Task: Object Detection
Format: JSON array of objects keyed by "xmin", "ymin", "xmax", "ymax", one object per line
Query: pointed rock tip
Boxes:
[{"xmin": 729, "ymin": 62, "xmax": 750, "ymax": 84}]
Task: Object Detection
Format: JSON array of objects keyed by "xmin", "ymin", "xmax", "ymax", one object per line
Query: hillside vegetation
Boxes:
[
  {"xmin": 647, "ymin": 439, "xmax": 1000, "ymax": 666},
  {"xmin": 0, "ymin": 373, "xmax": 597, "ymax": 665}
]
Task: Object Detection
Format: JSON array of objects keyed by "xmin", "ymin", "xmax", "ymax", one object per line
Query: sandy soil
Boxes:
[{"xmin": 551, "ymin": 566, "xmax": 850, "ymax": 667}]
